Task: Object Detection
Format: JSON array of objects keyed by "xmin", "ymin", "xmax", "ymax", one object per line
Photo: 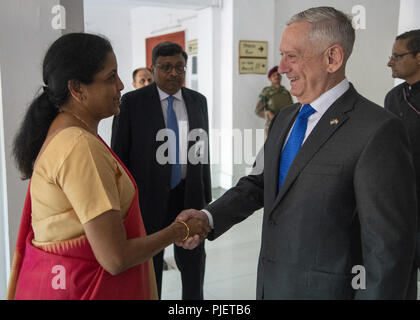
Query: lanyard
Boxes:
[{"xmin": 403, "ymin": 85, "xmax": 420, "ymax": 115}]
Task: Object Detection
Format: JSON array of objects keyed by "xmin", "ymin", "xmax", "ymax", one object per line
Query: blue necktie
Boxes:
[
  {"xmin": 278, "ymin": 104, "xmax": 316, "ymax": 191},
  {"xmin": 167, "ymin": 96, "xmax": 181, "ymax": 189}
]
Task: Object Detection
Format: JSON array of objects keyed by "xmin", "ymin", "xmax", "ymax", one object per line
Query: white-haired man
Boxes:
[{"xmin": 178, "ymin": 6, "xmax": 418, "ymax": 299}]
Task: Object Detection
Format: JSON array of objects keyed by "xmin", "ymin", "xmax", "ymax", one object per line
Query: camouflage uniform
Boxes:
[{"xmin": 255, "ymin": 85, "xmax": 293, "ymax": 137}]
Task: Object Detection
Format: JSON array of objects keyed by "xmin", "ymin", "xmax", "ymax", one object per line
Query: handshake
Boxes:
[{"xmin": 174, "ymin": 209, "xmax": 211, "ymax": 250}]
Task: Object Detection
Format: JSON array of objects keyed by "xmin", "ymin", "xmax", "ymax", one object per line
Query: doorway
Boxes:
[{"xmin": 145, "ymin": 30, "xmax": 185, "ymax": 69}]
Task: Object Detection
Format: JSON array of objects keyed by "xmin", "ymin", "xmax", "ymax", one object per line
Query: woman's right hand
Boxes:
[
  {"xmin": 183, "ymin": 217, "xmax": 211, "ymax": 241},
  {"xmin": 173, "ymin": 209, "xmax": 211, "ymax": 249}
]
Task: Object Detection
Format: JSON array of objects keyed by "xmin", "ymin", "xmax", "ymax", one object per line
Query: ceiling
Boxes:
[{"xmin": 84, "ymin": 0, "xmax": 222, "ymax": 10}]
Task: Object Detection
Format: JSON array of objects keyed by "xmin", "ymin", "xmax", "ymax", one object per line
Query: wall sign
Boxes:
[
  {"xmin": 239, "ymin": 40, "xmax": 268, "ymax": 58},
  {"xmin": 239, "ymin": 58, "xmax": 268, "ymax": 74},
  {"xmin": 239, "ymin": 40, "xmax": 268, "ymax": 74},
  {"xmin": 187, "ymin": 39, "xmax": 198, "ymax": 55}
]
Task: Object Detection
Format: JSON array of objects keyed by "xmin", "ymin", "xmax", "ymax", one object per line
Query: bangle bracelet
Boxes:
[{"xmin": 177, "ymin": 221, "xmax": 190, "ymax": 241}]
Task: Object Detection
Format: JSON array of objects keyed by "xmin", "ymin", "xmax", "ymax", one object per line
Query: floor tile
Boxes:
[{"xmin": 161, "ymin": 192, "xmax": 263, "ymax": 300}]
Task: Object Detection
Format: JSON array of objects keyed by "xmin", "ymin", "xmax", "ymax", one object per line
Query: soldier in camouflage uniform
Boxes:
[{"xmin": 255, "ymin": 66, "xmax": 293, "ymax": 138}]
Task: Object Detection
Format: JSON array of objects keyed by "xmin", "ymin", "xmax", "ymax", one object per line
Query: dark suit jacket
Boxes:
[
  {"xmin": 207, "ymin": 84, "xmax": 417, "ymax": 299},
  {"xmin": 111, "ymin": 83, "xmax": 212, "ymax": 234},
  {"xmin": 385, "ymin": 83, "xmax": 420, "ymax": 268}
]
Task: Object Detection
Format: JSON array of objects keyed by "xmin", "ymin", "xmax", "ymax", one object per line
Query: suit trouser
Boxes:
[{"xmin": 152, "ymin": 180, "xmax": 206, "ymax": 300}]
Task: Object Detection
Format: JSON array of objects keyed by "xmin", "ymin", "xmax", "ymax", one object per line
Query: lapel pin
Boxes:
[{"xmin": 330, "ymin": 118, "xmax": 339, "ymax": 125}]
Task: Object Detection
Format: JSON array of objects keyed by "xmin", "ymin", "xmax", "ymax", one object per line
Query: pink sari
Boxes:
[{"xmin": 7, "ymin": 138, "xmax": 157, "ymax": 300}]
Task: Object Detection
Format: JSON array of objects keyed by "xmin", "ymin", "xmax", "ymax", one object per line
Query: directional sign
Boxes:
[
  {"xmin": 239, "ymin": 41, "xmax": 268, "ymax": 58},
  {"xmin": 239, "ymin": 58, "xmax": 268, "ymax": 74},
  {"xmin": 187, "ymin": 39, "xmax": 198, "ymax": 55}
]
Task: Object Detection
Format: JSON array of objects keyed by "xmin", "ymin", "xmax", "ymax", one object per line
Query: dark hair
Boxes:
[
  {"xmin": 132, "ymin": 67, "xmax": 152, "ymax": 81},
  {"xmin": 13, "ymin": 33, "xmax": 113, "ymax": 179},
  {"xmin": 151, "ymin": 42, "xmax": 188, "ymax": 66},
  {"xmin": 396, "ymin": 29, "xmax": 420, "ymax": 56}
]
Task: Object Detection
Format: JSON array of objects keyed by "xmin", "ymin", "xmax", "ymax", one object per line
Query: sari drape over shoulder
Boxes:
[{"xmin": 7, "ymin": 138, "xmax": 158, "ymax": 300}]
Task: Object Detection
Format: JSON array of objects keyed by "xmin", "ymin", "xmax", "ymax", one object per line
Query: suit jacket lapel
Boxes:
[
  {"xmin": 182, "ymin": 88, "xmax": 203, "ymax": 160},
  {"xmin": 148, "ymin": 83, "xmax": 166, "ymax": 131},
  {"xmin": 182, "ymin": 88, "xmax": 199, "ymax": 130},
  {"xmin": 268, "ymin": 85, "xmax": 358, "ymax": 217},
  {"xmin": 181, "ymin": 88, "xmax": 202, "ymax": 196}
]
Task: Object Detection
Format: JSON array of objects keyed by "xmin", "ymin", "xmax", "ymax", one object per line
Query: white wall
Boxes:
[
  {"xmin": 196, "ymin": 7, "xmax": 220, "ymax": 187},
  {"xmin": 0, "ymin": 64, "xmax": 9, "ymax": 299},
  {"xmin": 209, "ymin": 0, "xmax": 277, "ymax": 188},
  {"xmin": 231, "ymin": 0, "xmax": 275, "ymax": 184},
  {"xmin": 274, "ymin": 0, "xmax": 400, "ymax": 106},
  {"xmin": 131, "ymin": 7, "xmax": 197, "ymax": 72},
  {"xmin": 398, "ymin": 0, "xmax": 420, "ymax": 34},
  {"xmin": 84, "ymin": 3, "xmax": 134, "ymax": 145},
  {"xmin": 0, "ymin": 1, "xmax": 60, "ymax": 296},
  {"xmin": 216, "ymin": 0, "xmax": 234, "ymax": 189},
  {"xmin": 394, "ymin": 0, "xmax": 420, "ymax": 87},
  {"xmin": 85, "ymin": 4, "xmax": 208, "ymax": 145},
  {"xmin": 0, "ymin": 0, "xmax": 84, "ymax": 298}
]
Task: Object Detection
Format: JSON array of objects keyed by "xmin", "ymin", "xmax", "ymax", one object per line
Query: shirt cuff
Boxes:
[{"xmin": 201, "ymin": 209, "xmax": 214, "ymax": 229}]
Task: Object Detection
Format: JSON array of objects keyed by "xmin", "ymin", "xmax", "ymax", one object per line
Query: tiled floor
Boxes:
[
  {"xmin": 162, "ymin": 188, "xmax": 263, "ymax": 300},
  {"xmin": 162, "ymin": 188, "xmax": 420, "ymax": 300}
]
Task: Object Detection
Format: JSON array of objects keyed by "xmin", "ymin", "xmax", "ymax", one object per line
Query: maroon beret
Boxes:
[{"xmin": 268, "ymin": 66, "xmax": 278, "ymax": 78}]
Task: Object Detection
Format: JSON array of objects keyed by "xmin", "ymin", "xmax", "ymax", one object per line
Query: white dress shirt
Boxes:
[
  {"xmin": 202, "ymin": 78, "xmax": 350, "ymax": 228},
  {"xmin": 284, "ymin": 78, "xmax": 350, "ymax": 146},
  {"xmin": 157, "ymin": 87, "xmax": 189, "ymax": 179}
]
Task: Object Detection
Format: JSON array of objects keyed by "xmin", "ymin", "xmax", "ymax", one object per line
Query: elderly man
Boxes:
[{"xmin": 178, "ymin": 7, "xmax": 417, "ymax": 299}]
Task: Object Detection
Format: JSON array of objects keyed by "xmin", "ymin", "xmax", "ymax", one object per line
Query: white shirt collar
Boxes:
[
  {"xmin": 306, "ymin": 78, "xmax": 350, "ymax": 116},
  {"xmin": 157, "ymin": 86, "xmax": 183, "ymax": 102}
]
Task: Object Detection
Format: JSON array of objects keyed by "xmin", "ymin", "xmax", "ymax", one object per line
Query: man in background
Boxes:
[
  {"xmin": 132, "ymin": 67, "xmax": 154, "ymax": 89},
  {"xmin": 255, "ymin": 65, "xmax": 293, "ymax": 138},
  {"xmin": 111, "ymin": 67, "xmax": 155, "ymax": 147},
  {"xmin": 385, "ymin": 29, "xmax": 420, "ymax": 271},
  {"xmin": 112, "ymin": 42, "xmax": 211, "ymax": 300}
]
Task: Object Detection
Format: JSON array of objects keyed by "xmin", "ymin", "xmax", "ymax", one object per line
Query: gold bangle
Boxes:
[{"xmin": 177, "ymin": 221, "xmax": 190, "ymax": 241}]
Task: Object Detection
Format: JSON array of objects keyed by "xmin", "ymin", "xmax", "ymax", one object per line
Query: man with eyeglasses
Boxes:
[
  {"xmin": 385, "ymin": 29, "xmax": 420, "ymax": 274},
  {"xmin": 111, "ymin": 42, "xmax": 211, "ymax": 300}
]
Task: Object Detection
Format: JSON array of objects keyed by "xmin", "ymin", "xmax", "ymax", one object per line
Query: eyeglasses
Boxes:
[
  {"xmin": 156, "ymin": 64, "xmax": 187, "ymax": 74},
  {"xmin": 388, "ymin": 51, "xmax": 415, "ymax": 61}
]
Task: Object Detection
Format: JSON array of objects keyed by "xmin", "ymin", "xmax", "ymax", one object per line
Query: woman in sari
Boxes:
[{"xmin": 7, "ymin": 33, "xmax": 209, "ymax": 300}]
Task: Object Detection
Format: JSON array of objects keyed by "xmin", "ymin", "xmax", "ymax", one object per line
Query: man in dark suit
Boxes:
[
  {"xmin": 177, "ymin": 7, "xmax": 418, "ymax": 299},
  {"xmin": 111, "ymin": 42, "xmax": 211, "ymax": 300},
  {"xmin": 385, "ymin": 29, "xmax": 420, "ymax": 270}
]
